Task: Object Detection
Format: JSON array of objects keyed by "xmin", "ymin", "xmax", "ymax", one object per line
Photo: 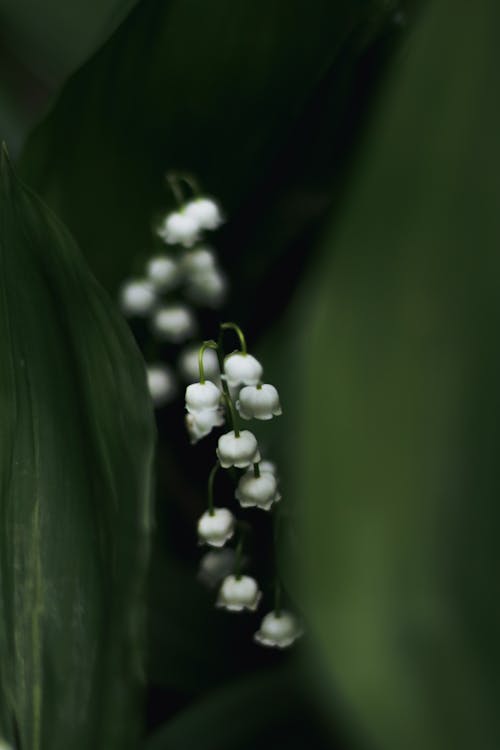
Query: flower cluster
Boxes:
[
  {"xmin": 190, "ymin": 322, "xmax": 302, "ymax": 649},
  {"xmin": 118, "ymin": 174, "xmax": 227, "ymax": 408}
]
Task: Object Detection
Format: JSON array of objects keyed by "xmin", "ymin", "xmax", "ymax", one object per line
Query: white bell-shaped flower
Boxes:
[
  {"xmin": 146, "ymin": 255, "xmax": 180, "ymax": 291},
  {"xmin": 178, "ymin": 343, "xmax": 220, "ymax": 384},
  {"xmin": 235, "ymin": 471, "xmax": 281, "ymax": 511},
  {"xmin": 158, "ymin": 211, "xmax": 200, "ymax": 247},
  {"xmin": 198, "ymin": 548, "xmax": 237, "ymax": 589},
  {"xmin": 184, "ymin": 197, "xmax": 223, "ymax": 230},
  {"xmin": 147, "ymin": 364, "xmax": 176, "ymax": 407},
  {"xmin": 237, "ymin": 384, "xmax": 282, "ymax": 420},
  {"xmin": 217, "ymin": 430, "xmax": 260, "ymax": 468},
  {"xmin": 223, "ymin": 353, "xmax": 263, "ymax": 387},
  {"xmin": 254, "ymin": 610, "xmax": 303, "ymax": 648},
  {"xmin": 186, "ymin": 408, "xmax": 225, "ymax": 444},
  {"xmin": 119, "ymin": 279, "xmax": 156, "ymax": 316},
  {"xmin": 216, "ymin": 574, "xmax": 262, "ymax": 612},
  {"xmin": 255, "ymin": 459, "xmax": 277, "ymax": 476},
  {"xmin": 197, "ymin": 508, "xmax": 235, "ymax": 547},
  {"xmin": 185, "ymin": 380, "xmax": 221, "ymax": 414},
  {"xmin": 152, "ymin": 304, "xmax": 196, "ymax": 342},
  {"xmin": 186, "ymin": 268, "xmax": 228, "ymax": 308},
  {"xmin": 182, "ymin": 246, "xmax": 217, "ymax": 275}
]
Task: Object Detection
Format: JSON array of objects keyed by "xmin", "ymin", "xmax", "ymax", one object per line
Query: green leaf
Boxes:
[
  {"xmin": 144, "ymin": 663, "xmax": 326, "ymax": 750},
  {"xmin": 0, "ymin": 0, "xmax": 141, "ymax": 151},
  {"xmin": 0, "ymin": 146, "xmax": 155, "ymax": 749},
  {"xmin": 288, "ymin": 0, "xmax": 500, "ymax": 748}
]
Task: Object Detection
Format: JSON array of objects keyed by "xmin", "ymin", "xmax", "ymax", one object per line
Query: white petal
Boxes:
[
  {"xmin": 254, "ymin": 610, "xmax": 303, "ymax": 648},
  {"xmin": 152, "ymin": 305, "xmax": 196, "ymax": 342},
  {"xmin": 184, "ymin": 197, "xmax": 223, "ymax": 230},
  {"xmin": 185, "ymin": 380, "xmax": 221, "ymax": 413},
  {"xmin": 119, "ymin": 279, "xmax": 156, "ymax": 316},
  {"xmin": 147, "ymin": 364, "xmax": 176, "ymax": 406},
  {"xmin": 223, "ymin": 353, "xmax": 263, "ymax": 387},
  {"xmin": 146, "ymin": 255, "xmax": 180, "ymax": 291}
]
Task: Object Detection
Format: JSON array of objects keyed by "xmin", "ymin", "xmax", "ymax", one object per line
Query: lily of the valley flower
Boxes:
[
  {"xmin": 186, "ymin": 267, "xmax": 227, "ymax": 308},
  {"xmin": 147, "ymin": 364, "xmax": 176, "ymax": 407},
  {"xmin": 217, "ymin": 430, "xmax": 260, "ymax": 468},
  {"xmin": 254, "ymin": 610, "xmax": 303, "ymax": 649},
  {"xmin": 223, "ymin": 352, "xmax": 263, "ymax": 387},
  {"xmin": 198, "ymin": 548, "xmax": 237, "ymax": 589},
  {"xmin": 152, "ymin": 304, "xmax": 196, "ymax": 342},
  {"xmin": 146, "ymin": 254, "xmax": 180, "ymax": 291},
  {"xmin": 158, "ymin": 211, "xmax": 200, "ymax": 247},
  {"xmin": 120, "ymin": 279, "xmax": 156, "ymax": 316},
  {"xmin": 197, "ymin": 508, "xmax": 235, "ymax": 547},
  {"xmin": 185, "ymin": 380, "xmax": 221, "ymax": 413},
  {"xmin": 237, "ymin": 383, "xmax": 282, "ymax": 420},
  {"xmin": 216, "ymin": 574, "xmax": 261, "ymax": 612},
  {"xmin": 186, "ymin": 409, "xmax": 225, "ymax": 444},
  {"xmin": 235, "ymin": 470, "xmax": 281, "ymax": 511},
  {"xmin": 184, "ymin": 197, "xmax": 223, "ymax": 230}
]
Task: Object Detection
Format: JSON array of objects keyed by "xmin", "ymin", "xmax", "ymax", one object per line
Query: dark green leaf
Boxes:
[
  {"xmin": 144, "ymin": 663, "xmax": 328, "ymax": 750},
  {"xmin": 0, "ymin": 146, "xmax": 155, "ymax": 749},
  {"xmin": 287, "ymin": 0, "xmax": 500, "ymax": 748},
  {"xmin": 0, "ymin": 0, "xmax": 141, "ymax": 151}
]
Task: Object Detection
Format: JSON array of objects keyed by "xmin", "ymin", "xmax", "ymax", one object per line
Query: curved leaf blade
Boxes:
[
  {"xmin": 291, "ymin": 0, "xmax": 500, "ymax": 748},
  {"xmin": 0, "ymin": 146, "xmax": 155, "ymax": 749}
]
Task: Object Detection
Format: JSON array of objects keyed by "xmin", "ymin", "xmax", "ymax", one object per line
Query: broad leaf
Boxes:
[
  {"xmin": 288, "ymin": 0, "xmax": 500, "ymax": 748},
  {"xmin": 0, "ymin": 146, "xmax": 155, "ymax": 749},
  {"xmin": 0, "ymin": 0, "xmax": 141, "ymax": 151},
  {"xmin": 144, "ymin": 663, "xmax": 331, "ymax": 750}
]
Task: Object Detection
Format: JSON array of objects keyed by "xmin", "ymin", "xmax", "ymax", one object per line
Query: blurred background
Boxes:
[{"xmin": 1, "ymin": 0, "xmax": 499, "ymax": 748}]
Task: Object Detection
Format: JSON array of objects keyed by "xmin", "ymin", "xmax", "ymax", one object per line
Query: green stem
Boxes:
[
  {"xmin": 207, "ymin": 461, "xmax": 220, "ymax": 516},
  {"xmin": 274, "ymin": 508, "xmax": 282, "ymax": 616},
  {"xmin": 274, "ymin": 578, "xmax": 282, "ymax": 618},
  {"xmin": 220, "ymin": 321, "xmax": 247, "ymax": 355},
  {"xmin": 253, "ymin": 462, "xmax": 260, "ymax": 478},
  {"xmin": 234, "ymin": 533, "xmax": 244, "ymax": 580},
  {"xmin": 215, "ymin": 330, "xmax": 240, "ymax": 437},
  {"xmin": 165, "ymin": 173, "xmax": 185, "ymax": 206},
  {"xmin": 198, "ymin": 339, "xmax": 218, "ymax": 384},
  {"xmin": 177, "ymin": 173, "xmax": 201, "ymax": 197},
  {"xmin": 222, "ymin": 392, "xmax": 240, "ymax": 438}
]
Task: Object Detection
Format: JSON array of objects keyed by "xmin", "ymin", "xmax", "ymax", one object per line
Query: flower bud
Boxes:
[
  {"xmin": 217, "ymin": 430, "xmax": 260, "ymax": 468},
  {"xmin": 119, "ymin": 279, "xmax": 156, "ymax": 316},
  {"xmin": 146, "ymin": 255, "xmax": 180, "ymax": 291},
  {"xmin": 223, "ymin": 353, "xmax": 263, "ymax": 387},
  {"xmin": 237, "ymin": 383, "xmax": 282, "ymax": 420},
  {"xmin": 186, "ymin": 268, "xmax": 228, "ymax": 308},
  {"xmin": 182, "ymin": 247, "xmax": 217, "ymax": 275},
  {"xmin": 152, "ymin": 304, "xmax": 196, "ymax": 342},
  {"xmin": 158, "ymin": 211, "xmax": 200, "ymax": 247},
  {"xmin": 254, "ymin": 610, "xmax": 303, "ymax": 648},
  {"xmin": 198, "ymin": 548, "xmax": 237, "ymax": 589},
  {"xmin": 184, "ymin": 197, "xmax": 223, "ymax": 230},
  {"xmin": 147, "ymin": 364, "xmax": 176, "ymax": 406},
  {"xmin": 254, "ymin": 460, "xmax": 277, "ymax": 476},
  {"xmin": 197, "ymin": 508, "xmax": 235, "ymax": 547},
  {"xmin": 178, "ymin": 343, "xmax": 220, "ymax": 384},
  {"xmin": 185, "ymin": 380, "xmax": 221, "ymax": 413},
  {"xmin": 216, "ymin": 574, "xmax": 262, "ymax": 612},
  {"xmin": 235, "ymin": 471, "xmax": 281, "ymax": 511}
]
